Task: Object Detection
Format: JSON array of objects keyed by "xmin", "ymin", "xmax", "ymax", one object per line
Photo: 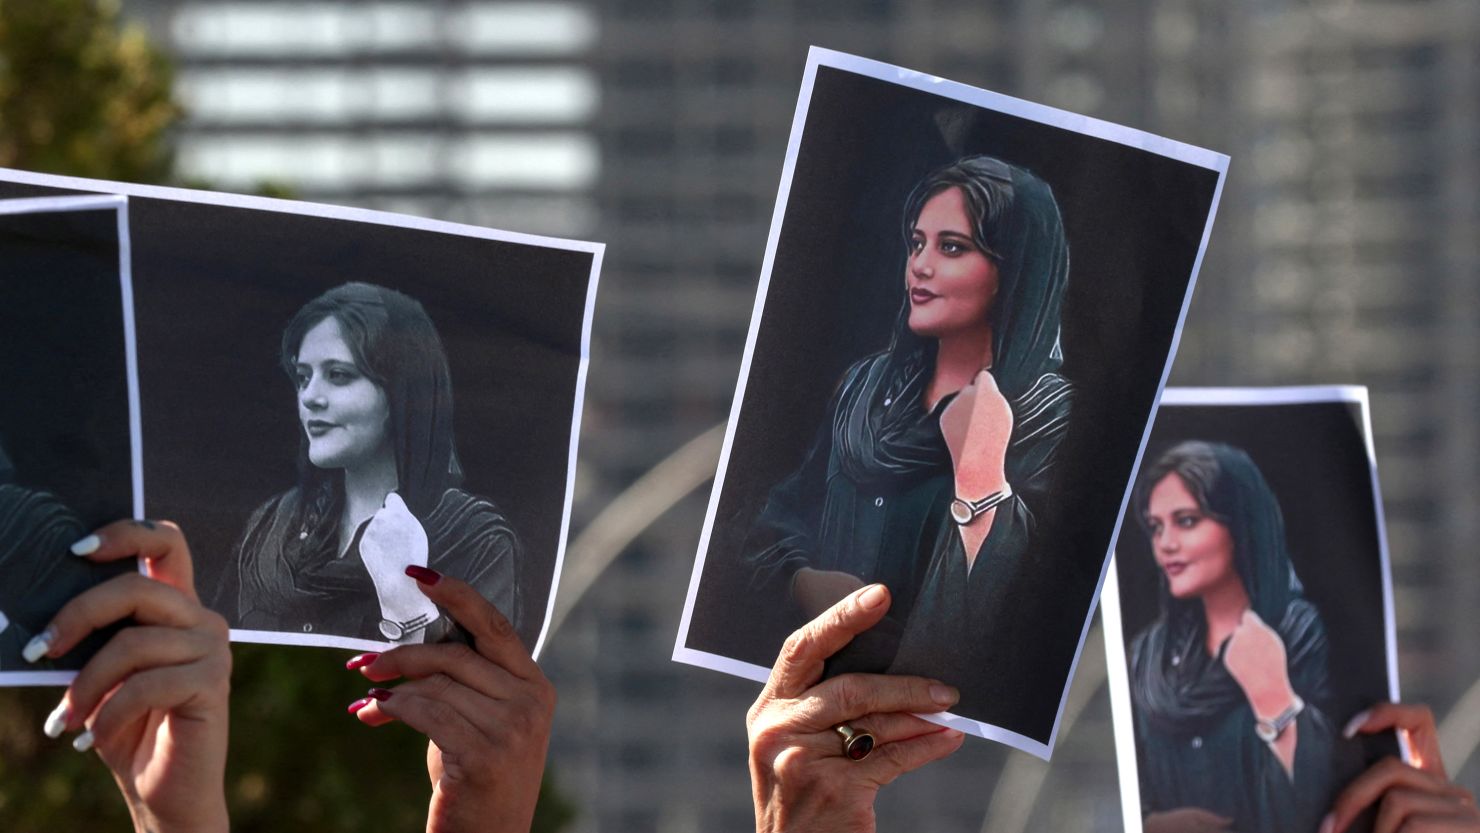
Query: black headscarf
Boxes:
[
  {"xmin": 1130, "ymin": 441, "xmax": 1319, "ymax": 734},
  {"xmin": 833, "ymin": 156, "xmax": 1070, "ymax": 486}
]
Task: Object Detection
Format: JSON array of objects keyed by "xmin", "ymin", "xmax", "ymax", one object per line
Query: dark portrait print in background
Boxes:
[
  {"xmin": 1113, "ymin": 397, "xmax": 1398, "ymax": 833},
  {"xmin": 0, "ymin": 199, "xmax": 137, "ymax": 676},
  {"xmin": 680, "ymin": 52, "xmax": 1224, "ymax": 751},
  {"xmin": 0, "ymin": 178, "xmax": 595, "ymax": 653}
]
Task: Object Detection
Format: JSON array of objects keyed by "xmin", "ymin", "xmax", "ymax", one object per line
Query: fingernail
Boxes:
[
  {"xmin": 367, "ymin": 687, "xmax": 393, "ymax": 701},
  {"xmin": 945, "ymin": 729, "xmax": 965, "ymax": 740},
  {"xmin": 347, "ymin": 697, "xmax": 373, "ymax": 715},
  {"xmin": 70, "ymin": 535, "xmax": 101, "ymax": 556},
  {"xmin": 23, "ymin": 626, "xmax": 57, "ymax": 663},
  {"xmin": 1318, "ymin": 812, "xmax": 1334, "ymax": 833},
  {"xmin": 345, "ymin": 652, "xmax": 380, "ymax": 671},
  {"xmin": 404, "ymin": 565, "xmax": 441, "ymax": 585},
  {"xmin": 930, "ymin": 684, "xmax": 959, "ymax": 706},
  {"xmin": 72, "ymin": 730, "xmax": 94, "ymax": 752},
  {"xmin": 1342, "ymin": 709, "xmax": 1371, "ymax": 739},
  {"xmin": 858, "ymin": 584, "xmax": 888, "ymax": 610},
  {"xmin": 43, "ymin": 700, "xmax": 70, "ymax": 738}
]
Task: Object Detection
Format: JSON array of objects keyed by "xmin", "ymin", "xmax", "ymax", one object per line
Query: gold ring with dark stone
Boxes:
[{"xmin": 833, "ymin": 724, "xmax": 875, "ymax": 761}]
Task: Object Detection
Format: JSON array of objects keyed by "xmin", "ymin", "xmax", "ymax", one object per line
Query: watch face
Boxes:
[
  {"xmin": 950, "ymin": 499, "xmax": 973, "ymax": 525},
  {"xmin": 1255, "ymin": 722, "xmax": 1277, "ymax": 743}
]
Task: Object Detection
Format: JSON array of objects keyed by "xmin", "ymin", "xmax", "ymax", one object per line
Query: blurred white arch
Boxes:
[
  {"xmin": 979, "ymin": 621, "xmax": 1106, "ymax": 833},
  {"xmin": 1440, "ymin": 675, "xmax": 1480, "ymax": 776},
  {"xmin": 548, "ymin": 421, "xmax": 726, "ymax": 637}
]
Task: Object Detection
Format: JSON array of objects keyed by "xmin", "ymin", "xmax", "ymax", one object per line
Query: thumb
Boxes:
[{"xmin": 382, "ymin": 491, "xmax": 410, "ymax": 514}]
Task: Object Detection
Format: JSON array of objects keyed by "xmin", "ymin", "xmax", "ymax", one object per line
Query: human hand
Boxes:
[
  {"xmin": 346, "ymin": 566, "xmax": 554, "ymax": 833},
  {"xmin": 360, "ymin": 492, "xmax": 438, "ymax": 641},
  {"xmin": 1221, "ymin": 609, "xmax": 1296, "ymax": 718},
  {"xmin": 1322, "ymin": 703, "xmax": 1479, "ymax": 833},
  {"xmin": 749, "ymin": 583, "xmax": 965, "ymax": 833},
  {"xmin": 28, "ymin": 520, "xmax": 231, "ymax": 833},
  {"xmin": 791, "ymin": 567, "xmax": 866, "ymax": 620},
  {"xmin": 939, "ymin": 369, "xmax": 1012, "ymax": 499},
  {"xmin": 1144, "ymin": 807, "xmax": 1236, "ymax": 833}
]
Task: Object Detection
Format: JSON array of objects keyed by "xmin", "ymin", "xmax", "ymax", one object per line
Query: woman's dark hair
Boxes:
[
  {"xmin": 280, "ymin": 282, "xmax": 461, "ymax": 519},
  {"xmin": 885, "ymin": 154, "xmax": 1069, "ymax": 401},
  {"xmin": 1134, "ymin": 440, "xmax": 1299, "ymax": 625}
]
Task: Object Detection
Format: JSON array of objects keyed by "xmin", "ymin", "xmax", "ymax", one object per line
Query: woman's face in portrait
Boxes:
[
  {"xmin": 1144, "ymin": 473, "xmax": 1239, "ymax": 600},
  {"xmin": 293, "ymin": 317, "xmax": 392, "ymax": 471},
  {"xmin": 905, "ymin": 186, "xmax": 1000, "ymax": 340}
]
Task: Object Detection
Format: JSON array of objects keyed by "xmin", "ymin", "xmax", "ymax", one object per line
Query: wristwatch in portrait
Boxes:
[
  {"xmin": 378, "ymin": 612, "xmax": 433, "ymax": 642},
  {"xmin": 1254, "ymin": 695, "xmax": 1305, "ymax": 743},
  {"xmin": 949, "ymin": 488, "xmax": 1013, "ymax": 525}
]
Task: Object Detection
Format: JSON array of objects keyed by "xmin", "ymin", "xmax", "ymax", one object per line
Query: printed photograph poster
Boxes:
[
  {"xmin": 0, "ymin": 195, "xmax": 142, "ymax": 685},
  {"xmin": 1101, "ymin": 387, "xmax": 1402, "ymax": 833},
  {"xmin": 0, "ymin": 169, "xmax": 603, "ymax": 657},
  {"xmin": 674, "ymin": 47, "xmax": 1229, "ymax": 757}
]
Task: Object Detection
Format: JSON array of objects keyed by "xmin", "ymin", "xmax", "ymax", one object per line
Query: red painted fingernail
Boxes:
[
  {"xmin": 367, "ymin": 687, "xmax": 394, "ymax": 701},
  {"xmin": 404, "ymin": 565, "xmax": 441, "ymax": 585},
  {"xmin": 347, "ymin": 697, "xmax": 373, "ymax": 715},
  {"xmin": 345, "ymin": 652, "xmax": 380, "ymax": 671}
]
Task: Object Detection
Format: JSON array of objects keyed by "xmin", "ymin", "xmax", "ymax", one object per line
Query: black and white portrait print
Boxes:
[
  {"xmin": 0, "ymin": 196, "xmax": 140, "ymax": 684},
  {"xmin": 0, "ymin": 173, "xmax": 601, "ymax": 656}
]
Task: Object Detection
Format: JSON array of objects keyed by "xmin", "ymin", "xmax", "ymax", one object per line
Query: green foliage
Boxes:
[
  {"xmin": 1, "ymin": 648, "xmax": 578, "ymax": 832},
  {"xmin": 0, "ymin": 0, "xmax": 179, "ymax": 183},
  {"xmin": 0, "ymin": 3, "xmax": 578, "ymax": 830}
]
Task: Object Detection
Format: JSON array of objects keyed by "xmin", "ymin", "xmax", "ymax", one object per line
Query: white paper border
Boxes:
[
  {"xmin": 673, "ymin": 46, "xmax": 1230, "ymax": 760},
  {"xmin": 0, "ymin": 194, "xmax": 143, "ymax": 686},
  {"xmin": 1100, "ymin": 385, "xmax": 1406, "ymax": 831},
  {"xmin": 0, "ymin": 170, "xmax": 604, "ymax": 661}
]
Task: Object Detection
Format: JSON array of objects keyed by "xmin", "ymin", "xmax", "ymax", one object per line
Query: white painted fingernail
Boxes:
[
  {"xmin": 43, "ymin": 700, "xmax": 70, "ymax": 738},
  {"xmin": 22, "ymin": 626, "xmax": 56, "ymax": 663},
  {"xmin": 1342, "ymin": 709, "xmax": 1372, "ymax": 739},
  {"xmin": 1318, "ymin": 811, "xmax": 1335, "ymax": 833},
  {"xmin": 72, "ymin": 730, "xmax": 94, "ymax": 752},
  {"xmin": 70, "ymin": 534, "xmax": 101, "ymax": 556}
]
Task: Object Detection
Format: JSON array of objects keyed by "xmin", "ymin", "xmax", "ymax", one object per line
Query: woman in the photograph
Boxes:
[
  {"xmin": 215, "ymin": 282, "xmax": 524, "ymax": 646},
  {"xmin": 746, "ymin": 155, "xmax": 1072, "ymax": 720},
  {"xmin": 1130, "ymin": 441, "xmax": 1347, "ymax": 833}
]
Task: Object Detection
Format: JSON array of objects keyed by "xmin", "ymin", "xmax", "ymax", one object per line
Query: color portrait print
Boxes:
[
  {"xmin": 677, "ymin": 48, "xmax": 1228, "ymax": 757},
  {"xmin": 1104, "ymin": 388, "xmax": 1401, "ymax": 833}
]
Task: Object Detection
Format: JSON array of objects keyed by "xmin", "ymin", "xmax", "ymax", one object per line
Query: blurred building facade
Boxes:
[{"xmin": 124, "ymin": 1, "xmax": 1479, "ymax": 831}]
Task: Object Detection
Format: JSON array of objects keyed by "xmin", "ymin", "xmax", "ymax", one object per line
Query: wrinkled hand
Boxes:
[
  {"xmin": 1144, "ymin": 807, "xmax": 1236, "ymax": 833},
  {"xmin": 1221, "ymin": 610, "xmax": 1295, "ymax": 717},
  {"xmin": 939, "ymin": 369, "xmax": 1012, "ymax": 498},
  {"xmin": 360, "ymin": 492, "xmax": 437, "ymax": 640},
  {"xmin": 347, "ymin": 568, "xmax": 554, "ymax": 833},
  {"xmin": 791, "ymin": 567, "xmax": 866, "ymax": 620},
  {"xmin": 31, "ymin": 520, "xmax": 230, "ymax": 833},
  {"xmin": 749, "ymin": 583, "xmax": 965, "ymax": 833},
  {"xmin": 1323, "ymin": 703, "xmax": 1480, "ymax": 833}
]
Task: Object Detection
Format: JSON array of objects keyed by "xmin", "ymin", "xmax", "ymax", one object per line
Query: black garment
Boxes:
[
  {"xmin": 0, "ymin": 484, "xmax": 124, "ymax": 670},
  {"xmin": 1130, "ymin": 599, "xmax": 1350, "ymax": 833},
  {"xmin": 745, "ymin": 355, "xmax": 1073, "ymax": 700},
  {"xmin": 217, "ymin": 487, "xmax": 528, "ymax": 648}
]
